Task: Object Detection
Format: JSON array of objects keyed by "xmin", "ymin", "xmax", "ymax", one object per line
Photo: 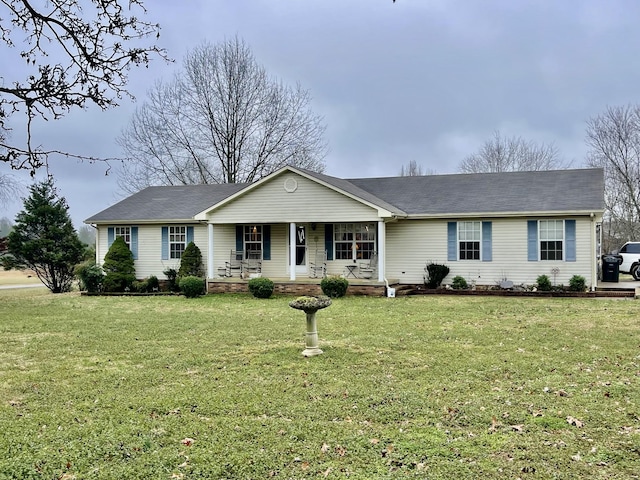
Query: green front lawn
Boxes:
[{"xmin": 1, "ymin": 290, "xmax": 639, "ymax": 479}]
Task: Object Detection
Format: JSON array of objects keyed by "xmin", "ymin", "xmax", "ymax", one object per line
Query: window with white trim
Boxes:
[
  {"xmin": 114, "ymin": 226, "xmax": 131, "ymax": 249},
  {"xmin": 458, "ymin": 221, "xmax": 481, "ymax": 260},
  {"xmin": 244, "ymin": 225, "xmax": 263, "ymax": 258},
  {"xmin": 334, "ymin": 223, "xmax": 376, "ymax": 260},
  {"xmin": 169, "ymin": 226, "xmax": 187, "ymax": 259},
  {"xmin": 539, "ymin": 219, "xmax": 563, "ymax": 260}
]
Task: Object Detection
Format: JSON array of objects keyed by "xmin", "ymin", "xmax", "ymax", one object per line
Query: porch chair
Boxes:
[
  {"xmin": 358, "ymin": 251, "xmax": 378, "ymax": 279},
  {"xmin": 225, "ymin": 250, "xmax": 243, "ymax": 277},
  {"xmin": 309, "ymin": 250, "xmax": 327, "ymax": 278},
  {"xmin": 242, "ymin": 250, "xmax": 262, "ymax": 278}
]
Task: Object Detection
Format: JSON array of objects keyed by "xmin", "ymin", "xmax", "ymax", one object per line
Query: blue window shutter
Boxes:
[
  {"xmin": 565, "ymin": 220, "xmax": 576, "ymax": 262},
  {"xmin": 161, "ymin": 227, "xmax": 169, "ymax": 260},
  {"xmin": 131, "ymin": 227, "xmax": 138, "ymax": 260},
  {"xmin": 186, "ymin": 226, "xmax": 194, "ymax": 244},
  {"xmin": 263, "ymin": 225, "xmax": 271, "ymax": 260},
  {"xmin": 325, "ymin": 224, "xmax": 334, "ymax": 261},
  {"xmin": 482, "ymin": 221, "xmax": 492, "ymax": 262},
  {"xmin": 235, "ymin": 225, "xmax": 243, "ymax": 252},
  {"xmin": 527, "ymin": 220, "xmax": 538, "ymax": 261},
  {"xmin": 447, "ymin": 222, "xmax": 457, "ymax": 261},
  {"xmin": 107, "ymin": 227, "xmax": 114, "ymax": 248}
]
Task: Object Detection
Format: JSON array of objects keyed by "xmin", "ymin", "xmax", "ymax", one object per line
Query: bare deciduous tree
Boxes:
[
  {"xmin": 117, "ymin": 38, "xmax": 328, "ymax": 193},
  {"xmin": 0, "ymin": 173, "xmax": 22, "ymax": 209},
  {"xmin": 399, "ymin": 160, "xmax": 435, "ymax": 176},
  {"xmin": 458, "ymin": 131, "xmax": 567, "ymax": 173},
  {"xmin": 0, "ymin": 0, "xmax": 166, "ymax": 174},
  {"xmin": 586, "ymin": 105, "xmax": 640, "ymax": 247}
]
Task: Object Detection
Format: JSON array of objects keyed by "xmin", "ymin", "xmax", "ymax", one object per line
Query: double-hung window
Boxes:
[
  {"xmin": 458, "ymin": 221, "xmax": 481, "ymax": 260},
  {"xmin": 244, "ymin": 225, "xmax": 263, "ymax": 258},
  {"xmin": 114, "ymin": 226, "xmax": 131, "ymax": 249},
  {"xmin": 334, "ymin": 223, "xmax": 376, "ymax": 260},
  {"xmin": 169, "ymin": 226, "xmax": 187, "ymax": 259},
  {"xmin": 539, "ymin": 220, "xmax": 564, "ymax": 260},
  {"xmin": 108, "ymin": 226, "xmax": 138, "ymax": 260},
  {"xmin": 448, "ymin": 221, "xmax": 492, "ymax": 262}
]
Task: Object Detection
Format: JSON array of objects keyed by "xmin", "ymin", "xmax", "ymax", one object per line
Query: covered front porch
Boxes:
[{"xmin": 203, "ymin": 220, "xmax": 390, "ymax": 285}]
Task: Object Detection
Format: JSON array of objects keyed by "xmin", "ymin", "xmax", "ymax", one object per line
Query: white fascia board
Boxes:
[
  {"xmin": 406, "ymin": 210, "xmax": 604, "ymax": 220},
  {"xmin": 88, "ymin": 219, "xmax": 200, "ymax": 225}
]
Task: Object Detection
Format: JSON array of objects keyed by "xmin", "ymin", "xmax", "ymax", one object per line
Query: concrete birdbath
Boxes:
[{"xmin": 289, "ymin": 295, "xmax": 332, "ymax": 357}]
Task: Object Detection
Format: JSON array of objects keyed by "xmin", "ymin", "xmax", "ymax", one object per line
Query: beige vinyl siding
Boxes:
[
  {"xmin": 97, "ymin": 224, "xmax": 208, "ymax": 279},
  {"xmin": 208, "ymin": 173, "xmax": 380, "ymax": 224},
  {"xmin": 210, "ymin": 224, "xmax": 290, "ymax": 278},
  {"xmin": 386, "ymin": 217, "xmax": 596, "ymax": 287}
]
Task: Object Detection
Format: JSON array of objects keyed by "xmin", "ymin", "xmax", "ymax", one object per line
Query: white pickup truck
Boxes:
[{"xmin": 612, "ymin": 242, "xmax": 640, "ymax": 280}]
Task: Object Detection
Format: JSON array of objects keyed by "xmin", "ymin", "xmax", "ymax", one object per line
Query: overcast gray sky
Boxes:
[{"xmin": 2, "ymin": 0, "xmax": 639, "ymax": 227}]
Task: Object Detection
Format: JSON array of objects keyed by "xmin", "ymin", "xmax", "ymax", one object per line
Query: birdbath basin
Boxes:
[{"xmin": 289, "ymin": 295, "xmax": 332, "ymax": 357}]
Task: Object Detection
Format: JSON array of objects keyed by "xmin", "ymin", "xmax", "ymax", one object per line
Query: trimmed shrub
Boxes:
[
  {"xmin": 321, "ymin": 275, "xmax": 349, "ymax": 298},
  {"xmin": 179, "ymin": 276, "xmax": 205, "ymax": 298},
  {"xmin": 178, "ymin": 242, "xmax": 204, "ymax": 278},
  {"xmin": 146, "ymin": 275, "xmax": 160, "ymax": 292},
  {"xmin": 102, "ymin": 236, "xmax": 135, "ymax": 292},
  {"xmin": 425, "ymin": 263, "xmax": 450, "ymax": 289},
  {"xmin": 451, "ymin": 275, "xmax": 468, "ymax": 290},
  {"xmin": 248, "ymin": 277, "xmax": 274, "ymax": 298},
  {"xmin": 132, "ymin": 280, "xmax": 147, "ymax": 293},
  {"xmin": 569, "ymin": 275, "xmax": 586, "ymax": 292},
  {"xmin": 536, "ymin": 274, "xmax": 552, "ymax": 291},
  {"xmin": 163, "ymin": 268, "xmax": 179, "ymax": 292},
  {"xmin": 75, "ymin": 262, "xmax": 104, "ymax": 292}
]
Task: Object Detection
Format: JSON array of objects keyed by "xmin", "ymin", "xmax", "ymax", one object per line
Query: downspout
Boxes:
[{"xmin": 590, "ymin": 213, "xmax": 596, "ymax": 292}]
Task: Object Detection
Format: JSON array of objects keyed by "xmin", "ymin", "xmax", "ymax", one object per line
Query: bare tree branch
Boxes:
[
  {"xmin": 458, "ymin": 131, "xmax": 569, "ymax": 173},
  {"xmin": 399, "ymin": 160, "xmax": 435, "ymax": 176},
  {"xmin": 117, "ymin": 37, "xmax": 327, "ymax": 192},
  {"xmin": 0, "ymin": 0, "xmax": 168, "ymax": 174},
  {"xmin": 586, "ymin": 105, "xmax": 640, "ymax": 247}
]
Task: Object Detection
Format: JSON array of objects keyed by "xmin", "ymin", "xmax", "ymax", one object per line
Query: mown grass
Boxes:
[{"xmin": 1, "ymin": 289, "xmax": 639, "ymax": 479}]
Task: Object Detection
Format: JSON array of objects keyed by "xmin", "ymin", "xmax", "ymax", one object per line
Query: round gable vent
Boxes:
[{"xmin": 284, "ymin": 177, "xmax": 298, "ymax": 193}]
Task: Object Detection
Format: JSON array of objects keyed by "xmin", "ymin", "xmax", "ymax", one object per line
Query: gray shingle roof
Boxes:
[
  {"xmin": 85, "ymin": 183, "xmax": 247, "ymax": 222},
  {"xmin": 85, "ymin": 168, "xmax": 604, "ymax": 223},
  {"xmin": 348, "ymin": 168, "xmax": 605, "ymax": 216}
]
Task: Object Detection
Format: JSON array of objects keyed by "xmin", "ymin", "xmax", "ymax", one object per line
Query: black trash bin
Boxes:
[{"xmin": 601, "ymin": 254, "xmax": 621, "ymax": 282}]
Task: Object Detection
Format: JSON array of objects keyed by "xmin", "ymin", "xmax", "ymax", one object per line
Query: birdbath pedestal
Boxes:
[{"xmin": 289, "ymin": 296, "xmax": 332, "ymax": 357}]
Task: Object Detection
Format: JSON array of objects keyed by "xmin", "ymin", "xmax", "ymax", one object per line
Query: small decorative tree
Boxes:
[
  {"xmin": 102, "ymin": 237, "xmax": 136, "ymax": 292},
  {"xmin": 289, "ymin": 296, "xmax": 332, "ymax": 357},
  {"xmin": 178, "ymin": 242, "xmax": 204, "ymax": 278}
]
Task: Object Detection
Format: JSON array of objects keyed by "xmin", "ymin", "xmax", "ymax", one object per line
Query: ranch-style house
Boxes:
[{"xmin": 85, "ymin": 166, "xmax": 605, "ymax": 295}]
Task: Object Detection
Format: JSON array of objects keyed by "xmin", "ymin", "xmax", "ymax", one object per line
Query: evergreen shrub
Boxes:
[
  {"xmin": 75, "ymin": 262, "xmax": 104, "ymax": 292},
  {"xmin": 102, "ymin": 237, "xmax": 135, "ymax": 292},
  {"xmin": 536, "ymin": 274, "xmax": 552, "ymax": 291},
  {"xmin": 248, "ymin": 277, "xmax": 274, "ymax": 298},
  {"xmin": 451, "ymin": 275, "xmax": 468, "ymax": 290},
  {"xmin": 179, "ymin": 276, "xmax": 205, "ymax": 298},
  {"xmin": 321, "ymin": 276, "xmax": 349, "ymax": 298},
  {"xmin": 163, "ymin": 268, "xmax": 179, "ymax": 292},
  {"xmin": 178, "ymin": 242, "xmax": 204, "ymax": 278},
  {"xmin": 569, "ymin": 275, "xmax": 586, "ymax": 292},
  {"xmin": 425, "ymin": 263, "xmax": 450, "ymax": 289}
]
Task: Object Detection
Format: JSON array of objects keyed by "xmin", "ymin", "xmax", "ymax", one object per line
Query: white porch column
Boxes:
[
  {"xmin": 207, "ymin": 223, "xmax": 214, "ymax": 278},
  {"xmin": 377, "ymin": 221, "xmax": 386, "ymax": 282},
  {"xmin": 290, "ymin": 222, "xmax": 297, "ymax": 281}
]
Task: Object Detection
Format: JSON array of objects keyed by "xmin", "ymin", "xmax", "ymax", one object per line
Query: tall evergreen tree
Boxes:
[{"xmin": 2, "ymin": 180, "xmax": 84, "ymax": 293}]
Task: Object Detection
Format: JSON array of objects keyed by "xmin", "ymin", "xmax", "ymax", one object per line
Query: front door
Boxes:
[{"xmin": 295, "ymin": 225, "xmax": 307, "ymax": 275}]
